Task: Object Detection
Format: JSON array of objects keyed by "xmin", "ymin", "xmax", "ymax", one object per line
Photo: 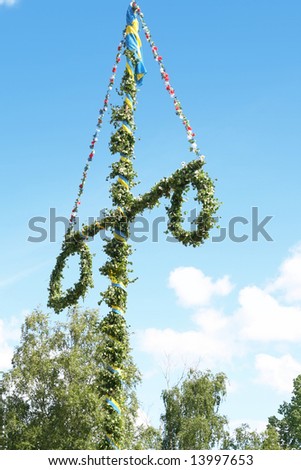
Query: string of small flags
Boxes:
[
  {"xmin": 131, "ymin": 1, "xmax": 203, "ymax": 160},
  {"xmin": 69, "ymin": 35, "xmax": 126, "ymax": 228}
]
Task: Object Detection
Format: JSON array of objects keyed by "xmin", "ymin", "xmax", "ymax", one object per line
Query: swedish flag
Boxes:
[
  {"xmin": 106, "ymin": 396, "xmax": 121, "ymax": 415},
  {"xmin": 126, "ymin": 5, "xmax": 147, "ymax": 86}
]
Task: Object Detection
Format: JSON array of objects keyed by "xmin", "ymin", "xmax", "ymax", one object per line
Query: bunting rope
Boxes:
[
  {"xmin": 131, "ymin": 2, "xmax": 202, "ymax": 158},
  {"xmin": 48, "ymin": 1, "xmax": 220, "ymax": 450},
  {"xmin": 68, "ymin": 35, "xmax": 126, "ymax": 228}
]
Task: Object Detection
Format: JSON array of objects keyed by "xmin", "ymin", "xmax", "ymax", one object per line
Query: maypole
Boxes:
[
  {"xmin": 48, "ymin": 2, "xmax": 220, "ymax": 450},
  {"xmin": 95, "ymin": 5, "xmax": 146, "ymax": 449}
]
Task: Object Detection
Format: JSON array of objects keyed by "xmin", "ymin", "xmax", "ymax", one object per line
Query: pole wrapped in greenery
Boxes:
[{"xmin": 96, "ymin": 7, "xmax": 145, "ymax": 448}]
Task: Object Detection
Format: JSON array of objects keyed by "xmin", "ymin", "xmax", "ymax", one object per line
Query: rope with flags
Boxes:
[
  {"xmin": 132, "ymin": 2, "xmax": 202, "ymax": 157},
  {"xmin": 68, "ymin": 36, "xmax": 126, "ymax": 228}
]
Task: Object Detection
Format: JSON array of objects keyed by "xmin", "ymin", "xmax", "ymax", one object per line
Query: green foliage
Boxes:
[
  {"xmin": 0, "ymin": 308, "xmax": 140, "ymax": 450},
  {"xmin": 109, "ymin": 127, "xmax": 135, "ymax": 157},
  {"xmin": 47, "ymin": 237, "xmax": 94, "ymax": 314},
  {"xmin": 132, "ymin": 425, "xmax": 162, "ymax": 450},
  {"xmin": 269, "ymin": 374, "xmax": 301, "ymax": 449},
  {"xmin": 161, "ymin": 385, "xmax": 182, "ymax": 450},
  {"xmin": 119, "ymin": 68, "xmax": 137, "ymax": 99},
  {"xmin": 109, "ymin": 160, "xmax": 138, "ymax": 189},
  {"xmin": 99, "ymin": 239, "xmax": 133, "ymax": 289},
  {"xmin": 110, "ymin": 104, "xmax": 136, "ymax": 131},
  {"xmin": 0, "ymin": 373, "xmax": 4, "ymax": 450},
  {"xmin": 161, "ymin": 369, "xmax": 228, "ymax": 450},
  {"xmin": 261, "ymin": 424, "xmax": 281, "ymax": 450},
  {"xmin": 225, "ymin": 423, "xmax": 281, "ymax": 450},
  {"xmin": 96, "ymin": 63, "xmax": 138, "ymax": 450},
  {"xmin": 160, "ymin": 370, "xmax": 282, "ymax": 451},
  {"xmin": 227, "ymin": 424, "xmax": 264, "ymax": 450},
  {"xmin": 129, "ymin": 160, "xmax": 220, "ymax": 247}
]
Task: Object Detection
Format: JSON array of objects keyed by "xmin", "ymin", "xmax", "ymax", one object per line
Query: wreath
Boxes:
[{"xmin": 47, "ymin": 234, "xmax": 93, "ymax": 314}]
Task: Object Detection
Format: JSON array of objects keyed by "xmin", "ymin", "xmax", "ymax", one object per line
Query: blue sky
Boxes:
[{"xmin": 1, "ymin": 0, "xmax": 301, "ymax": 433}]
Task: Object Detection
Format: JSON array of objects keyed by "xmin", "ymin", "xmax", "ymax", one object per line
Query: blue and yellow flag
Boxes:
[
  {"xmin": 126, "ymin": 5, "xmax": 147, "ymax": 86},
  {"xmin": 106, "ymin": 396, "xmax": 121, "ymax": 415}
]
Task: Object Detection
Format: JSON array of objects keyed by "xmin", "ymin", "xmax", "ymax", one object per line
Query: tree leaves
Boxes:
[
  {"xmin": 269, "ymin": 374, "xmax": 301, "ymax": 449},
  {"xmin": 0, "ymin": 308, "xmax": 140, "ymax": 450},
  {"xmin": 161, "ymin": 370, "xmax": 228, "ymax": 450}
]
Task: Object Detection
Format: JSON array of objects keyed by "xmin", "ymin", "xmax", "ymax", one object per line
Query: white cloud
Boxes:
[
  {"xmin": 168, "ymin": 267, "xmax": 234, "ymax": 307},
  {"xmin": 193, "ymin": 307, "xmax": 229, "ymax": 332},
  {"xmin": 138, "ymin": 247, "xmax": 301, "ymax": 372},
  {"xmin": 0, "ymin": 0, "xmax": 18, "ymax": 6},
  {"xmin": 139, "ymin": 266, "xmax": 240, "ymax": 367},
  {"xmin": 267, "ymin": 243, "xmax": 301, "ymax": 303},
  {"xmin": 255, "ymin": 354, "xmax": 301, "ymax": 393},
  {"xmin": 138, "ymin": 307, "xmax": 238, "ymax": 369},
  {"xmin": 238, "ymin": 286, "xmax": 301, "ymax": 342}
]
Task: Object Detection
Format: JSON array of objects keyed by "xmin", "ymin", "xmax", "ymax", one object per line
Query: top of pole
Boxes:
[{"xmin": 126, "ymin": 3, "xmax": 147, "ymax": 86}]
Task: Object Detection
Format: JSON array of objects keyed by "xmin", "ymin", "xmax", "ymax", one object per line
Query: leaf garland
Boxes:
[
  {"xmin": 48, "ymin": 236, "xmax": 94, "ymax": 313},
  {"xmin": 96, "ymin": 65, "xmax": 138, "ymax": 450},
  {"xmin": 130, "ymin": 160, "xmax": 220, "ymax": 246},
  {"xmin": 48, "ymin": 161, "xmax": 219, "ymax": 313}
]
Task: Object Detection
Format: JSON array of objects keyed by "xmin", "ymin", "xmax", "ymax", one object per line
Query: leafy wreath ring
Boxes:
[
  {"xmin": 48, "ymin": 159, "xmax": 219, "ymax": 313},
  {"xmin": 48, "ymin": 237, "xmax": 94, "ymax": 313}
]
